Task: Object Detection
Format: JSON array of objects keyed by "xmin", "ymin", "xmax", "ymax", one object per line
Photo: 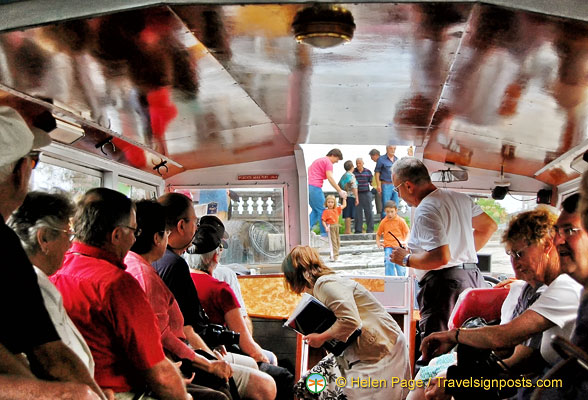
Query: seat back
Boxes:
[{"xmin": 448, "ymin": 287, "xmax": 510, "ymax": 329}]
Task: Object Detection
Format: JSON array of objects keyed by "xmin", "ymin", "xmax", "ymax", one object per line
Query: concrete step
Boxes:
[
  {"xmin": 340, "ymin": 233, "xmax": 376, "ymax": 241},
  {"xmin": 318, "ymin": 245, "xmax": 383, "ymax": 256},
  {"xmin": 340, "ymin": 239, "xmax": 378, "ymax": 246}
]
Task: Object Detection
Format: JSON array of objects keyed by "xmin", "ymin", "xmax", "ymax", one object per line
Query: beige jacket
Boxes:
[{"xmin": 312, "ymin": 274, "xmax": 403, "ymax": 363}]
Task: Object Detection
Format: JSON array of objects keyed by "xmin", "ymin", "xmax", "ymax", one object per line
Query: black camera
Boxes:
[{"xmin": 202, "ymin": 324, "xmax": 240, "ymax": 348}]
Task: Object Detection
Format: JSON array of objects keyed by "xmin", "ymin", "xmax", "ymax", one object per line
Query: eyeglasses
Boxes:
[
  {"xmin": 120, "ymin": 225, "xmax": 142, "ymax": 237},
  {"xmin": 51, "ymin": 227, "xmax": 75, "ymax": 241},
  {"xmin": 554, "ymin": 226, "xmax": 582, "ymax": 239},
  {"xmin": 387, "ymin": 231, "xmax": 405, "ymax": 249},
  {"xmin": 28, "ymin": 150, "xmax": 41, "ymax": 170},
  {"xmin": 506, "ymin": 244, "xmax": 530, "ymax": 259},
  {"xmin": 393, "ymin": 181, "xmax": 406, "ymax": 193}
]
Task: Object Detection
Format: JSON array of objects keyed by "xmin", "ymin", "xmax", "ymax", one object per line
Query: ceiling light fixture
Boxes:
[
  {"xmin": 49, "ymin": 117, "xmax": 85, "ymax": 144},
  {"xmin": 292, "ymin": 5, "xmax": 355, "ymax": 49}
]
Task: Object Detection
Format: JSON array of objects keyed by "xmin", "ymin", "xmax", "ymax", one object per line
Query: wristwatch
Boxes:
[{"xmin": 402, "ymin": 253, "xmax": 410, "ymax": 267}]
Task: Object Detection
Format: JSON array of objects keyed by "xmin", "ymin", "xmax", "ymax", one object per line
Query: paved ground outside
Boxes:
[{"xmin": 311, "ymin": 231, "xmax": 514, "ymax": 278}]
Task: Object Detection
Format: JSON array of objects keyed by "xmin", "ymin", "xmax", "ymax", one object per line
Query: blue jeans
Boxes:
[
  {"xmin": 309, "ymin": 185, "xmax": 326, "ymax": 235},
  {"xmin": 385, "ymin": 247, "xmax": 406, "ymax": 276},
  {"xmin": 381, "ymin": 184, "xmax": 400, "ymax": 218}
]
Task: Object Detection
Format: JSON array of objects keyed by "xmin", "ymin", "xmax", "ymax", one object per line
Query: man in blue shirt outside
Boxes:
[{"xmin": 375, "ymin": 145, "xmax": 399, "ymax": 219}]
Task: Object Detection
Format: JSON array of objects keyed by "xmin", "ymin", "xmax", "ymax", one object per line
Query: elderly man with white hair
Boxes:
[{"xmin": 0, "ymin": 106, "xmax": 105, "ymax": 399}]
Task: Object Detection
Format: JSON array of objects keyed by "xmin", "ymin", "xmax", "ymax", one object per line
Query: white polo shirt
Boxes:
[{"xmin": 408, "ymin": 188, "xmax": 483, "ymax": 280}]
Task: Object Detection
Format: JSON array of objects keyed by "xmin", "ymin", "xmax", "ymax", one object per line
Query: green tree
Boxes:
[{"xmin": 475, "ymin": 198, "xmax": 509, "ymax": 224}]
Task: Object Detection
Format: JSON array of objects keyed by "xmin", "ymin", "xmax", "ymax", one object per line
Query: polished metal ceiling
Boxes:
[{"xmin": 0, "ymin": 2, "xmax": 588, "ymax": 187}]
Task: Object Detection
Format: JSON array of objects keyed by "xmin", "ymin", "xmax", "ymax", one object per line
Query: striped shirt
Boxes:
[{"xmin": 353, "ymin": 168, "xmax": 373, "ymax": 192}]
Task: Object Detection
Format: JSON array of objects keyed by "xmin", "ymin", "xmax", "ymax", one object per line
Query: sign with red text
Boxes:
[{"xmin": 238, "ymin": 174, "xmax": 279, "ymax": 181}]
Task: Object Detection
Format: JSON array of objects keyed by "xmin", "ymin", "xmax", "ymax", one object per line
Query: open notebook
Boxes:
[{"xmin": 283, "ymin": 293, "xmax": 361, "ymax": 356}]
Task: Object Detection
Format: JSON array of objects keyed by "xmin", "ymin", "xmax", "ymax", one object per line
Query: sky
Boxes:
[{"xmin": 299, "ymin": 144, "xmax": 531, "ymax": 214}]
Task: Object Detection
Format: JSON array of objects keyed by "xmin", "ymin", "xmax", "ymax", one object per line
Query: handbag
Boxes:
[{"xmin": 445, "ymin": 317, "xmax": 519, "ymax": 400}]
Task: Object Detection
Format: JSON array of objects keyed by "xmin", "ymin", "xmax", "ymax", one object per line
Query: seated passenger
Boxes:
[
  {"xmin": 124, "ymin": 200, "xmax": 232, "ymax": 400},
  {"xmin": 421, "ymin": 206, "xmax": 583, "ymax": 398},
  {"xmin": 190, "ymin": 223, "xmax": 270, "ymax": 364},
  {"xmin": 154, "ymin": 193, "xmax": 277, "ymax": 400},
  {"xmin": 283, "ymin": 245, "xmax": 411, "ymax": 400},
  {"xmin": 0, "ymin": 342, "xmax": 100, "ymax": 400},
  {"xmin": 8, "ymin": 191, "xmax": 94, "ymax": 374},
  {"xmin": 0, "ymin": 106, "xmax": 105, "ymax": 399},
  {"xmin": 51, "ymin": 188, "xmax": 190, "ymax": 400},
  {"xmin": 190, "ymin": 217, "xmax": 295, "ymax": 400}
]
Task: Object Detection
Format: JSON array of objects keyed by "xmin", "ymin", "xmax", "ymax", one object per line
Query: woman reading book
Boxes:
[{"xmin": 282, "ymin": 246, "xmax": 411, "ymax": 400}]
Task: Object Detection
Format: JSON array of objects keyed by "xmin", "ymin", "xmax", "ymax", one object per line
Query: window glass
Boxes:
[
  {"xmin": 31, "ymin": 161, "xmax": 101, "ymax": 201},
  {"xmin": 118, "ymin": 182, "xmax": 156, "ymax": 200},
  {"xmin": 472, "ymin": 193, "xmax": 537, "ymax": 277},
  {"xmin": 176, "ymin": 187, "xmax": 286, "ymax": 270}
]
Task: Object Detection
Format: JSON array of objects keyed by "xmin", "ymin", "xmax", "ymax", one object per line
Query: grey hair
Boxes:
[
  {"xmin": 197, "ymin": 247, "xmax": 220, "ymax": 272},
  {"xmin": 9, "ymin": 216, "xmax": 63, "ymax": 256},
  {"xmin": 392, "ymin": 157, "xmax": 431, "ymax": 185},
  {"xmin": 356, "ymin": 157, "xmax": 363, "ymax": 163}
]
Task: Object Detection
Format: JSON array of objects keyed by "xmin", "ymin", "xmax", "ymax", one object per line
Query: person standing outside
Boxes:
[
  {"xmin": 321, "ymin": 194, "xmax": 347, "ymax": 261},
  {"xmin": 374, "ymin": 145, "xmax": 400, "ymax": 219},
  {"xmin": 376, "ymin": 201, "xmax": 410, "ymax": 276},
  {"xmin": 352, "ymin": 158, "xmax": 374, "ymax": 233},
  {"xmin": 338, "ymin": 160, "xmax": 358, "ymax": 234},
  {"xmin": 307, "ymin": 149, "xmax": 346, "ymax": 236},
  {"xmin": 390, "ymin": 157, "xmax": 497, "ymax": 339},
  {"xmin": 369, "ymin": 149, "xmax": 383, "ymax": 218}
]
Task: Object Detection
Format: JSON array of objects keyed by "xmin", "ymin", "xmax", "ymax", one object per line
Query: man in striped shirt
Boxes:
[{"xmin": 352, "ymin": 158, "xmax": 374, "ymax": 233}]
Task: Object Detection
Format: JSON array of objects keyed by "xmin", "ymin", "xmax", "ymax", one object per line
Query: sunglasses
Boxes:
[{"xmin": 388, "ymin": 231, "xmax": 406, "ymax": 249}]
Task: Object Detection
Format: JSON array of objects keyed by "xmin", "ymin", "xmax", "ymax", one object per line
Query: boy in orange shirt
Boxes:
[
  {"xmin": 376, "ymin": 201, "xmax": 410, "ymax": 276},
  {"xmin": 322, "ymin": 194, "xmax": 347, "ymax": 261}
]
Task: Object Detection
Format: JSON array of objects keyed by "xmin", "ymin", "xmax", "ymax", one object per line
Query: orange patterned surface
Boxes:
[
  {"xmin": 238, "ymin": 275, "xmax": 386, "ymax": 318},
  {"xmin": 239, "ymin": 275, "xmax": 301, "ymax": 319},
  {"xmin": 352, "ymin": 278, "xmax": 385, "ymax": 292}
]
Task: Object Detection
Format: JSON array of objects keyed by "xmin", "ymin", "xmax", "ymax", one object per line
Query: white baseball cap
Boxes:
[{"xmin": 0, "ymin": 106, "xmax": 51, "ymax": 168}]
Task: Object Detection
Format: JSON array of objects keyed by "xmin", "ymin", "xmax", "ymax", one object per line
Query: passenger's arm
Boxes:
[
  {"xmin": 375, "ymin": 172, "xmax": 382, "ymax": 193},
  {"xmin": 390, "ymin": 245, "xmax": 451, "ymax": 271},
  {"xmin": 224, "ymin": 309, "xmax": 268, "ymax": 363},
  {"xmin": 421, "ymin": 310, "xmax": 554, "ymax": 360},
  {"xmin": 144, "ymin": 358, "xmax": 191, "ymax": 400},
  {"xmin": 28, "ymin": 340, "xmax": 107, "ymax": 400},
  {"xmin": 182, "ymin": 325, "xmax": 215, "ymax": 355},
  {"xmin": 0, "ymin": 342, "xmax": 33, "ymax": 377},
  {"xmin": 0, "ymin": 375, "xmax": 101, "ymax": 400},
  {"xmin": 472, "ymin": 212, "xmax": 498, "ymax": 251},
  {"xmin": 325, "ymin": 170, "xmax": 345, "ymax": 195}
]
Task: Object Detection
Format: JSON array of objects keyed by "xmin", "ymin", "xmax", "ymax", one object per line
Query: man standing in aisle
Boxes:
[
  {"xmin": 390, "ymin": 157, "xmax": 497, "ymax": 339},
  {"xmin": 307, "ymin": 149, "xmax": 347, "ymax": 236},
  {"xmin": 374, "ymin": 145, "xmax": 399, "ymax": 219}
]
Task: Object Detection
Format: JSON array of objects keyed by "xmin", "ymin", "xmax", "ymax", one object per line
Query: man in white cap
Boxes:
[{"xmin": 0, "ymin": 106, "xmax": 106, "ymax": 399}]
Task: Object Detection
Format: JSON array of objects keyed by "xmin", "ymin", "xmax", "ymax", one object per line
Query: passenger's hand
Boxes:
[
  {"xmin": 338, "ymin": 190, "xmax": 348, "ymax": 199},
  {"xmin": 209, "ymin": 359, "xmax": 232, "ymax": 381},
  {"xmin": 103, "ymin": 389, "xmax": 116, "ymax": 400},
  {"xmin": 214, "ymin": 346, "xmax": 227, "ymax": 358},
  {"xmin": 424, "ymin": 373, "xmax": 451, "ymax": 400},
  {"xmin": 303, "ymin": 333, "xmax": 327, "ymax": 348},
  {"xmin": 376, "ymin": 241, "xmax": 383, "ymax": 248},
  {"xmin": 355, "ymin": 198, "xmax": 359, "ymax": 206},
  {"xmin": 267, "ymin": 351, "xmax": 278, "ymax": 366},
  {"xmin": 376, "ymin": 186, "xmax": 382, "ymax": 193},
  {"xmin": 174, "ymin": 361, "xmax": 195, "ymax": 384},
  {"xmin": 389, "ymin": 246, "xmax": 409, "ymax": 265},
  {"xmin": 420, "ymin": 331, "xmax": 456, "ymax": 362},
  {"xmin": 253, "ymin": 352, "xmax": 270, "ymax": 363},
  {"xmin": 494, "ymin": 277, "xmax": 517, "ymax": 289}
]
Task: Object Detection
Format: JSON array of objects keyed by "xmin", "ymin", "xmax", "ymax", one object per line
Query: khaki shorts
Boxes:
[{"xmin": 224, "ymin": 351, "xmax": 257, "ymax": 396}]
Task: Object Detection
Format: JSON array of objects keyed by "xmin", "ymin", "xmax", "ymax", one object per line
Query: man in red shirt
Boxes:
[{"xmin": 52, "ymin": 188, "xmax": 190, "ymax": 400}]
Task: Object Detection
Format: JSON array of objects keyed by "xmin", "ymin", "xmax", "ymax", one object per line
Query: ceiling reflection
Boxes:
[{"xmin": 0, "ymin": 3, "xmax": 587, "ymax": 185}]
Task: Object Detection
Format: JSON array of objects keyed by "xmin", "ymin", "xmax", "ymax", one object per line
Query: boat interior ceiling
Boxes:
[{"xmin": 2, "ymin": 1, "xmax": 588, "ymax": 188}]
